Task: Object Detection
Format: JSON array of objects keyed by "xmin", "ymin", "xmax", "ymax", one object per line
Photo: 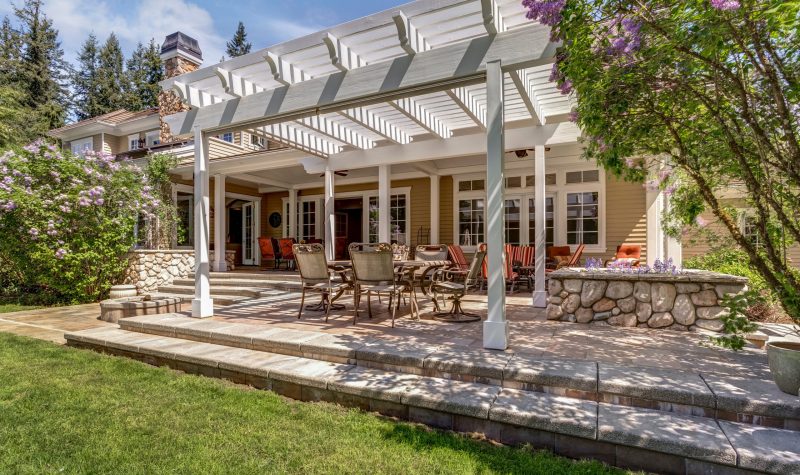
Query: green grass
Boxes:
[
  {"xmin": 0, "ymin": 333, "xmax": 625, "ymax": 475},
  {"xmin": 0, "ymin": 303, "xmax": 43, "ymax": 314}
]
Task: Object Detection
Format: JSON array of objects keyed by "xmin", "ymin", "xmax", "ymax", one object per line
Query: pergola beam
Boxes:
[
  {"xmin": 164, "ymin": 26, "xmax": 558, "ymax": 136},
  {"xmin": 172, "ymin": 82, "xmax": 224, "ymax": 107},
  {"xmin": 510, "ymin": 69, "xmax": 542, "ymax": 125},
  {"xmin": 339, "ymin": 108, "xmax": 411, "ymax": 145},
  {"xmin": 446, "ymin": 88, "xmax": 486, "ymax": 129},
  {"xmin": 260, "ymin": 123, "xmax": 341, "ymax": 158},
  {"xmin": 390, "ymin": 98, "xmax": 452, "ymax": 138}
]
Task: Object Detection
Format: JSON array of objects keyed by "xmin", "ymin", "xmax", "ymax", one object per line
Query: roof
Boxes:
[
  {"xmin": 161, "ymin": 32, "xmax": 202, "ymax": 61},
  {"xmin": 48, "ymin": 109, "xmax": 160, "ymax": 139}
]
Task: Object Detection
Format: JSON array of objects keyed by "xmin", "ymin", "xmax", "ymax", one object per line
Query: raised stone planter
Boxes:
[
  {"xmin": 547, "ymin": 269, "xmax": 748, "ymax": 332},
  {"xmin": 123, "ymin": 249, "xmax": 235, "ymax": 293},
  {"xmin": 99, "ymin": 295, "xmax": 183, "ymax": 323}
]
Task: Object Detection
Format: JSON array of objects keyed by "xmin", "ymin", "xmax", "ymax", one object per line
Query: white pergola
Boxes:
[{"xmin": 160, "ymin": 0, "xmax": 580, "ymax": 350}]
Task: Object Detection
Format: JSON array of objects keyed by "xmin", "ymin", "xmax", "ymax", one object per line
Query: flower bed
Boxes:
[{"xmin": 546, "ymin": 267, "xmax": 748, "ymax": 332}]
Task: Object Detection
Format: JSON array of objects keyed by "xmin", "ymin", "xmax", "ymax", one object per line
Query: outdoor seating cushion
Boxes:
[
  {"xmin": 278, "ymin": 238, "xmax": 296, "ymax": 260},
  {"xmin": 615, "ymin": 244, "xmax": 641, "ymax": 259},
  {"xmin": 447, "ymin": 244, "xmax": 469, "ymax": 270}
]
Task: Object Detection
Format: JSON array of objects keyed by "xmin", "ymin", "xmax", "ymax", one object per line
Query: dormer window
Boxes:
[
  {"xmin": 220, "ymin": 132, "xmax": 233, "ymax": 143},
  {"xmin": 129, "ymin": 134, "xmax": 141, "ymax": 151}
]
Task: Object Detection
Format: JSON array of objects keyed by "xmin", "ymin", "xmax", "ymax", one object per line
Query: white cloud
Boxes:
[{"xmin": 5, "ymin": 0, "xmax": 226, "ymax": 67}]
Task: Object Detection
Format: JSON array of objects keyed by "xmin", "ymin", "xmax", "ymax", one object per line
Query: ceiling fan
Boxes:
[
  {"xmin": 319, "ymin": 170, "xmax": 349, "ymax": 177},
  {"xmin": 514, "ymin": 147, "xmax": 551, "ymax": 158}
]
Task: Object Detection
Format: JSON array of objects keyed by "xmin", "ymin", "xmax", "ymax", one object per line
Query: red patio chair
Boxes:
[
  {"xmin": 480, "ymin": 244, "xmax": 520, "ymax": 293},
  {"xmin": 547, "ymin": 245, "xmax": 571, "ymax": 270},
  {"xmin": 512, "ymin": 245, "xmax": 535, "ymax": 290},
  {"xmin": 447, "ymin": 244, "xmax": 470, "ymax": 271},
  {"xmin": 277, "ymin": 237, "xmax": 297, "ymax": 270},
  {"xmin": 607, "ymin": 244, "xmax": 641, "ymax": 267},
  {"xmin": 258, "ymin": 237, "xmax": 279, "ymax": 270}
]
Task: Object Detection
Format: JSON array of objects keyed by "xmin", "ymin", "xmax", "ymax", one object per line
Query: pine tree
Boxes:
[
  {"xmin": 0, "ymin": 16, "xmax": 22, "ymax": 85},
  {"xmin": 124, "ymin": 39, "xmax": 163, "ymax": 111},
  {"xmin": 225, "ymin": 22, "xmax": 252, "ymax": 58},
  {"xmin": 72, "ymin": 33, "xmax": 100, "ymax": 120},
  {"xmin": 95, "ymin": 32, "xmax": 126, "ymax": 114},
  {"xmin": 14, "ymin": 0, "xmax": 69, "ymax": 130}
]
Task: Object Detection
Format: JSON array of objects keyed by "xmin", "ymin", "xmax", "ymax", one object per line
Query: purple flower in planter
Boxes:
[{"xmin": 710, "ymin": 0, "xmax": 740, "ymax": 10}]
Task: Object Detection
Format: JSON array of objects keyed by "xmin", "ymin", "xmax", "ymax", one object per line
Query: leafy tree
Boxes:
[
  {"xmin": 96, "ymin": 32, "xmax": 126, "ymax": 113},
  {"xmin": 524, "ymin": 0, "xmax": 800, "ymax": 322},
  {"xmin": 226, "ymin": 21, "xmax": 252, "ymax": 58},
  {"xmin": 0, "ymin": 141, "xmax": 159, "ymax": 302},
  {"xmin": 13, "ymin": 0, "xmax": 69, "ymax": 131},
  {"xmin": 124, "ymin": 39, "xmax": 164, "ymax": 111},
  {"xmin": 72, "ymin": 33, "xmax": 101, "ymax": 120}
]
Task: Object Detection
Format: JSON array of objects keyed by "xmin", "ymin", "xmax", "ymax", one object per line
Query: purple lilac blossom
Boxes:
[
  {"xmin": 522, "ymin": 0, "xmax": 566, "ymax": 27},
  {"xmin": 710, "ymin": 0, "xmax": 740, "ymax": 10},
  {"xmin": 55, "ymin": 248, "xmax": 67, "ymax": 259}
]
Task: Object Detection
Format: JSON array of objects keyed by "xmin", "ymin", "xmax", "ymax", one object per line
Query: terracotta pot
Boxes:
[{"xmin": 767, "ymin": 340, "xmax": 800, "ymax": 396}]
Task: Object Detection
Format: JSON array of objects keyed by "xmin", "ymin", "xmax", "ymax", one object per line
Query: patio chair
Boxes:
[
  {"xmin": 606, "ymin": 244, "xmax": 641, "ymax": 267},
  {"xmin": 431, "ymin": 248, "xmax": 486, "ymax": 322},
  {"xmin": 293, "ymin": 243, "xmax": 347, "ymax": 322},
  {"xmin": 411, "ymin": 244, "xmax": 449, "ymax": 295},
  {"xmin": 277, "ymin": 238, "xmax": 297, "ymax": 270},
  {"xmin": 447, "ymin": 244, "xmax": 470, "ymax": 271},
  {"xmin": 391, "ymin": 243, "xmax": 409, "ymax": 261},
  {"xmin": 547, "ymin": 245, "xmax": 572, "ymax": 270},
  {"xmin": 480, "ymin": 244, "xmax": 520, "ymax": 293},
  {"xmin": 545, "ymin": 244, "xmax": 586, "ymax": 276},
  {"xmin": 258, "ymin": 236, "xmax": 279, "ymax": 270},
  {"xmin": 511, "ymin": 245, "xmax": 535, "ymax": 290},
  {"xmin": 349, "ymin": 242, "xmax": 411, "ymax": 327}
]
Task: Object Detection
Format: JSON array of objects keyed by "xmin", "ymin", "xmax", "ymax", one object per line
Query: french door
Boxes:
[{"xmin": 242, "ymin": 202, "xmax": 255, "ymax": 265}]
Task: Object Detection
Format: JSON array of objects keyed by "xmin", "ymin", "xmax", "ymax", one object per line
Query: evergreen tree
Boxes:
[
  {"xmin": 95, "ymin": 32, "xmax": 126, "ymax": 114},
  {"xmin": 124, "ymin": 39, "xmax": 163, "ymax": 111},
  {"xmin": 225, "ymin": 22, "xmax": 251, "ymax": 58},
  {"xmin": 72, "ymin": 33, "xmax": 101, "ymax": 120},
  {"xmin": 0, "ymin": 16, "xmax": 22, "ymax": 85},
  {"xmin": 13, "ymin": 0, "xmax": 69, "ymax": 130}
]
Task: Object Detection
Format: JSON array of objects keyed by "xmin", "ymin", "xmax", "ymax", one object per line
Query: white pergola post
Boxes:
[
  {"xmin": 532, "ymin": 145, "xmax": 547, "ymax": 307},
  {"xmin": 483, "ymin": 59, "xmax": 508, "ymax": 350},
  {"xmin": 288, "ymin": 188, "xmax": 298, "ymax": 239},
  {"xmin": 430, "ymin": 175, "xmax": 440, "ymax": 244},
  {"xmin": 664, "ymin": 192, "xmax": 682, "ymax": 266},
  {"xmin": 378, "ymin": 164, "xmax": 391, "ymax": 243},
  {"xmin": 324, "ymin": 166, "xmax": 335, "ymax": 260},
  {"xmin": 646, "ymin": 188, "xmax": 664, "ymax": 266},
  {"xmin": 213, "ymin": 174, "xmax": 227, "ymax": 272},
  {"xmin": 192, "ymin": 126, "xmax": 214, "ymax": 317}
]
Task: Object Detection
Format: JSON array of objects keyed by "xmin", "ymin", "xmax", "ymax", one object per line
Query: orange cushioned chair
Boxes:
[
  {"xmin": 277, "ymin": 238, "xmax": 297, "ymax": 270},
  {"xmin": 258, "ymin": 237, "xmax": 279, "ymax": 270},
  {"xmin": 607, "ymin": 244, "xmax": 641, "ymax": 267}
]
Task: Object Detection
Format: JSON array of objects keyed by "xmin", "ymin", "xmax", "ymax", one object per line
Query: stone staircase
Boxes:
[
  {"xmin": 151, "ymin": 272, "xmax": 301, "ymax": 305},
  {"xmin": 65, "ymin": 314, "xmax": 800, "ymax": 475}
]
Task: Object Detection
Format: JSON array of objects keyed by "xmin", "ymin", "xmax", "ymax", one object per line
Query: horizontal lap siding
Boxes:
[
  {"xmin": 261, "ymin": 191, "xmax": 289, "ymax": 238},
  {"xmin": 604, "ymin": 175, "xmax": 647, "ymax": 263}
]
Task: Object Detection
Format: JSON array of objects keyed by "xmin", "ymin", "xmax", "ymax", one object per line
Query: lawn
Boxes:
[
  {"xmin": 0, "ymin": 303, "xmax": 43, "ymax": 314},
  {"xmin": 0, "ymin": 333, "xmax": 624, "ymax": 474}
]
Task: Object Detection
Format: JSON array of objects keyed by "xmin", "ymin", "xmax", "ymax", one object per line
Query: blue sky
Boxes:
[{"xmin": 1, "ymin": 0, "xmax": 407, "ymax": 65}]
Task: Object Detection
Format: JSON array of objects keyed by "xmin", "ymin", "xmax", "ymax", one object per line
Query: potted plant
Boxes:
[{"xmin": 768, "ymin": 340, "xmax": 800, "ymax": 396}]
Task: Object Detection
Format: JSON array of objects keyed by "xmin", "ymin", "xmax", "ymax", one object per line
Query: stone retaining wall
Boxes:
[
  {"xmin": 123, "ymin": 249, "xmax": 235, "ymax": 293},
  {"xmin": 546, "ymin": 269, "xmax": 748, "ymax": 332}
]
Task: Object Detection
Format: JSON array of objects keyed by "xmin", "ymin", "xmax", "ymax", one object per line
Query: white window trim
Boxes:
[
  {"xmin": 128, "ymin": 133, "xmax": 141, "ymax": 151},
  {"xmin": 144, "ymin": 130, "xmax": 160, "ymax": 147},
  {"xmin": 70, "ymin": 136, "xmax": 93, "ymax": 155},
  {"xmin": 452, "ymin": 165, "xmax": 607, "ymax": 253}
]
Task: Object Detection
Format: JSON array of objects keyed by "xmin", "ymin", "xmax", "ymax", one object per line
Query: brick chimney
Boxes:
[{"xmin": 158, "ymin": 32, "xmax": 203, "ymax": 142}]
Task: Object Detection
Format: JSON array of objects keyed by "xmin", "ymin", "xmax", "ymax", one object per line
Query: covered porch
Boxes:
[{"xmin": 160, "ymin": 0, "xmax": 681, "ymax": 350}]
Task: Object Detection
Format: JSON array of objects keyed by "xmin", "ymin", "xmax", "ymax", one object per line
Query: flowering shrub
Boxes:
[
  {"xmin": 585, "ymin": 256, "xmax": 682, "ymax": 275},
  {"xmin": 0, "ymin": 141, "xmax": 158, "ymax": 302}
]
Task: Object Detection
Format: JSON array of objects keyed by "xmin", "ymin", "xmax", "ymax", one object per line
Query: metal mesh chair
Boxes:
[
  {"xmin": 294, "ymin": 243, "xmax": 346, "ymax": 322},
  {"xmin": 349, "ymin": 242, "xmax": 409, "ymax": 327},
  {"xmin": 431, "ymin": 248, "xmax": 486, "ymax": 322}
]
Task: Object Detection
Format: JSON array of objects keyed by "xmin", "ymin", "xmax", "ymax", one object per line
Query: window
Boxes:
[
  {"xmin": 145, "ymin": 130, "xmax": 160, "ymax": 147},
  {"xmin": 504, "ymin": 199, "xmax": 521, "ymax": 245},
  {"xmin": 128, "ymin": 134, "xmax": 141, "ymax": 151},
  {"xmin": 367, "ymin": 194, "xmax": 408, "ymax": 244},
  {"xmin": 220, "ymin": 132, "xmax": 233, "ymax": 143},
  {"xmin": 566, "ymin": 170, "xmax": 600, "ymax": 184},
  {"xmin": 300, "ymin": 201, "xmax": 316, "ymax": 241},
  {"xmin": 567, "ymin": 192, "xmax": 599, "ymax": 245},
  {"xmin": 458, "ymin": 198, "xmax": 484, "ymax": 246},
  {"xmin": 741, "ymin": 214, "xmax": 762, "ymax": 249},
  {"xmin": 250, "ymin": 134, "xmax": 265, "ymax": 149},
  {"xmin": 525, "ymin": 173, "xmax": 557, "ymax": 187},
  {"xmin": 458, "ymin": 179, "xmax": 485, "ymax": 192},
  {"xmin": 528, "ymin": 197, "xmax": 555, "ymax": 247},
  {"xmin": 70, "ymin": 137, "xmax": 93, "ymax": 155},
  {"xmin": 505, "ymin": 176, "xmax": 522, "ymax": 189}
]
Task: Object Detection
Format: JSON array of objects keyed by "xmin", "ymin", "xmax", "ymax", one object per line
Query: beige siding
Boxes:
[
  {"xmin": 604, "ymin": 175, "xmax": 647, "ymax": 263},
  {"xmin": 105, "ymin": 134, "xmax": 124, "ymax": 155},
  {"xmin": 261, "ymin": 191, "xmax": 289, "ymax": 238},
  {"xmin": 208, "ymin": 137, "xmax": 247, "ymax": 159},
  {"xmin": 92, "ymin": 134, "xmax": 103, "ymax": 152}
]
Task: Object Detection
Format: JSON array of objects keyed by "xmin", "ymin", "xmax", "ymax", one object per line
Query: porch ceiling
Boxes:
[{"xmin": 160, "ymin": 0, "xmax": 576, "ymax": 161}]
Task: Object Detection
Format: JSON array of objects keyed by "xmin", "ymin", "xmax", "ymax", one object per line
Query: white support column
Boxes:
[
  {"xmin": 664, "ymin": 192, "xmax": 683, "ymax": 266},
  {"xmin": 483, "ymin": 59, "xmax": 509, "ymax": 350},
  {"xmin": 532, "ymin": 145, "xmax": 547, "ymax": 307},
  {"xmin": 288, "ymin": 188, "xmax": 298, "ymax": 239},
  {"xmin": 324, "ymin": 166, "xmax": 335, "ymax": 260},
  {"xmin": 378, "ymin": 164, "xmax": 391, "ymax": 243},
  {"xmin": 213, "ymin": 174, "xmax": 227, "ymax": 272},
  {"xmin": 192, "ymin": 126, "xmax": 214, "ymax": 317},
  {"xmin": 646, "ymin": 188, "xmax": 664, "ymax": 266},
  {"xmin": 430, "ymin": 175, "xmax": 440, "ymax": 244}
]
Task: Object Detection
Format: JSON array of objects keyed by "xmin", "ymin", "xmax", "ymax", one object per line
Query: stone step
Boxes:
[
  {"xmin": 172, "ymin": 278, "xmax": 302, "ymax": 292},
  {"xmin": 146, "ymin": 292, "xmax": 251, "ymax": 307},
  {"xmin": 157, "ymin": 285, "xmax": 271, "ymax": 299},
  {"xmin": 115, "ymin": 314, "xmax": 800, "ymax": 432},
  {"xmin": 188, "ymin": 272, "xmax": 301, "ymax": 282},
  {"xmin": 64, "ymin": 326, "xmax": 800, "ymax": 475}
]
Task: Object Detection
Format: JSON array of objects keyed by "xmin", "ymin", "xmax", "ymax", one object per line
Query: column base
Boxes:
[
  {"xmin": 191, "ymin": 298, "xmax": 214, "ymax": 318},
  {"xmin": 213, "ymin": 261, "xmax": 227, "ymax": 272},
  {"xmin": 483, "ymin": 320, "xmax": 509, "ymax": 350},
  {"xmin": 532, "ymin": 290, "xmax": 547, "ymax": 308}
]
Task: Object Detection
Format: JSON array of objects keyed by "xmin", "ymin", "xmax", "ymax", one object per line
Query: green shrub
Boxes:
[{"xmin": 0, "ymin": 141, "xmax": 158, "ymax": 303}]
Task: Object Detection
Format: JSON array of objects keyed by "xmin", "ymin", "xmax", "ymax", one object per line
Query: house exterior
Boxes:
[{"xmin": 48, "ymin": 0, "xmax": 781, "ymax": 349}]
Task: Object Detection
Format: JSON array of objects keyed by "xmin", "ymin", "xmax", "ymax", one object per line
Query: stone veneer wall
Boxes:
[
  {"xmin": 546, "ymin": 269, "xmax": 748, "ymax": 332},
  {"xmin": 123, "ymin": 249, "xmax": 236, "ymax": 293}
]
